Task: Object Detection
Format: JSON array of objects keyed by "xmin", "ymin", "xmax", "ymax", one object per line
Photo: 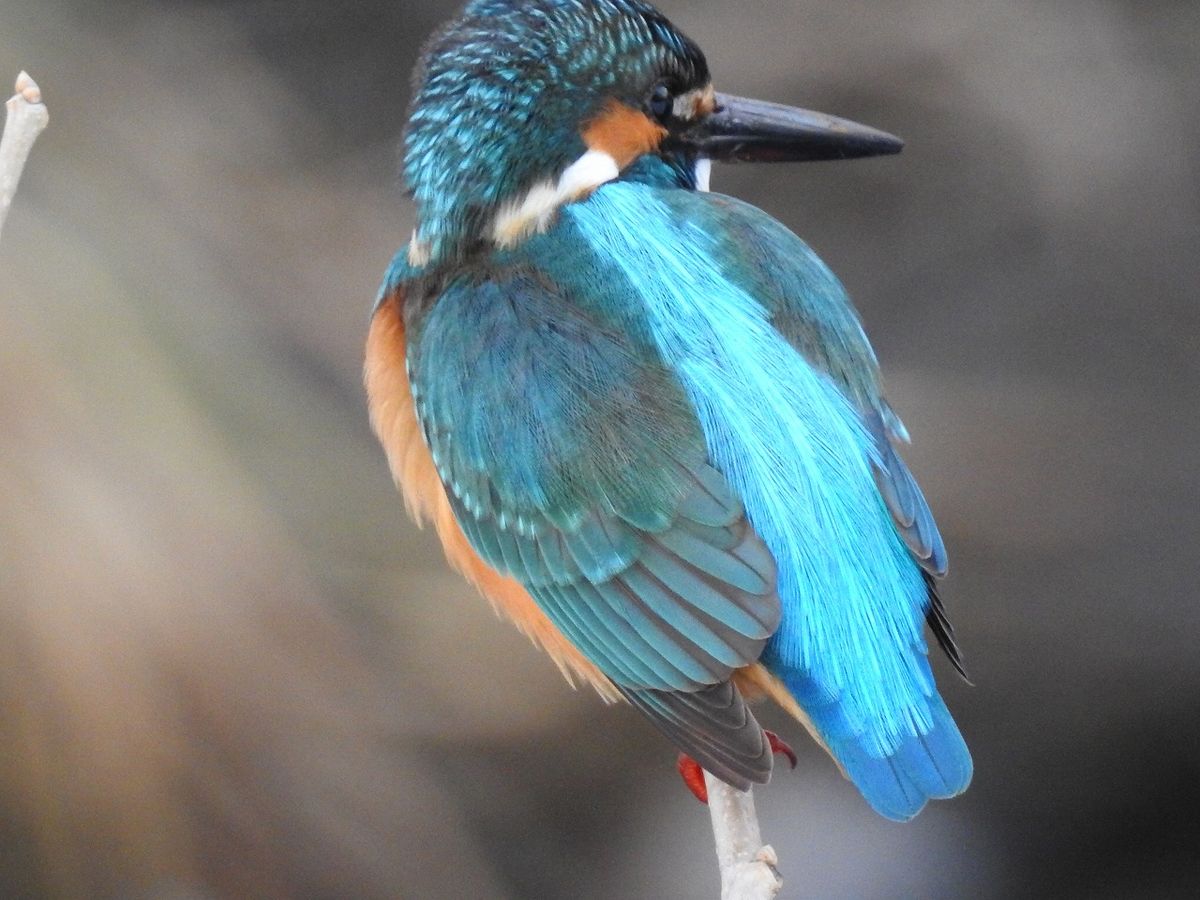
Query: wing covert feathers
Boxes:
[
  {"xmin": 867, "ymin": 410, "xmax": 966, "ymax": 678},
  {"xmin": 365, "ymin": 293, "xmax": 620, "ymax": 701},
  {"xmin": 868, "ymin": 411, "xmax": 949, "ymax": 577}
]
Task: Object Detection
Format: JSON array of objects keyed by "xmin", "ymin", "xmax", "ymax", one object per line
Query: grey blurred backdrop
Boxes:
[{"xmin": 1, "ymin": 0, "xmax": 1197, "ymax": 897}]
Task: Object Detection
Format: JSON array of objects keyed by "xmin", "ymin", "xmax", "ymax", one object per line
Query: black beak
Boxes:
[{"xmin": 671, "ymin": 92, "xmax": 903, "ymax": 163}]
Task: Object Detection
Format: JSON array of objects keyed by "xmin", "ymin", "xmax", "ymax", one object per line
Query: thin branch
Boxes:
[
  {"xmin": 704, "ymin": 773, "xmax": 782, "ymax": 900},
  {"xmin": 0, "ymin": 71, "xmax": 49, "ymax": 245}
]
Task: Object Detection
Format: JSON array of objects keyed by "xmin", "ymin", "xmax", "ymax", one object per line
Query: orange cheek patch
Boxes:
[
  {"xmin": 582, "ymin": 100, "xmax": 668, "ymax": 169},
  {"xmin": 365, "ymin": 293, "xmax": 620, "ymax": 702}
]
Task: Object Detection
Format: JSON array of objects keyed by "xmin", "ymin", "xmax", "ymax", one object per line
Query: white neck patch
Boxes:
[
  {"xmin": 490, "ymin": 149, "xmax": 620, "ymax": 249},
  {"xmin": 407, "ymin": 229, "xmax": 432, "ymax": 267},
  {"xmin": 694, "ymin": 158, "xmax": 712, "ymax": 193}
]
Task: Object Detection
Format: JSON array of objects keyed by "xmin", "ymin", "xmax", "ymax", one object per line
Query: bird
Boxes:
[{"xmin": 365, "ymin": 0, "xmax": 972, "ymax": 822}]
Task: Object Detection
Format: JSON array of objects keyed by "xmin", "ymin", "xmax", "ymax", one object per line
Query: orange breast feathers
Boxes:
[{"xmin": 364, "ymin": 292, "xmax": 814, "ymax": 731}]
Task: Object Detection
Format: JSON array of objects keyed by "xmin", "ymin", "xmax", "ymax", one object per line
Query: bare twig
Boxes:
[
  {"xmin": 704, "ymin": 773, "xmax": 782, "ymax": 900},
  {"xmin": 0, "ymin": 71, "xmax": 49, "ymax": 245}
]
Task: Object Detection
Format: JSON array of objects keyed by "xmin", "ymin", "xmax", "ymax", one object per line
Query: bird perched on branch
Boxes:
[{"xmin": 366, "ymin": 0, "xmax": 971, "ymax": 821}]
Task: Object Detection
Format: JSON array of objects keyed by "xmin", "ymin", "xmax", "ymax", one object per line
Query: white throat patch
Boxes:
[{"xmin": 490, "ymin": 149, "xmax": 620, "ymax": 249}]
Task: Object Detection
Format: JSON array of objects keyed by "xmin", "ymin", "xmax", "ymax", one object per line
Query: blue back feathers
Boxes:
[
  {"xmin": 561, "ymin": 183, "xmax": 970, "ymax": 819},
  {"xmin": 566, "ymin": 186, "xmax": 924, "ymax": 733}
]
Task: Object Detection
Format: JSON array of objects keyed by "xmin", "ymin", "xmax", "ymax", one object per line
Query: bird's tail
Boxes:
[{"xmin": 782, "ymin": 669, "xmax": 972, "ymax": 821}]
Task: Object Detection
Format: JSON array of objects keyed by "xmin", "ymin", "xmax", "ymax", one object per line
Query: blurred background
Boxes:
[{"xmin": 1, "ymin": 0, "xmax": 1197, "ymax": 896}]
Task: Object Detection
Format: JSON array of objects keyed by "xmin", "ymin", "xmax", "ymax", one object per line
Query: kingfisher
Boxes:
[{"xmin": 366, "ymin": 0, "xmax": 971, "ymax": 821}]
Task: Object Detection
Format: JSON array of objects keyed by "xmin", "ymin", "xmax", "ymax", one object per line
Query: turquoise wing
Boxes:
[{"xmin": 404, "ymin": 264, "xmax": 782, "ymax": 789}]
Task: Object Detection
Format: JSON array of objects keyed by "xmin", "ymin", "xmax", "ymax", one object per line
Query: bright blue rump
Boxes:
[{"xmin": 783, "ymin": 666, "xmax": 972, "ymax": 821}]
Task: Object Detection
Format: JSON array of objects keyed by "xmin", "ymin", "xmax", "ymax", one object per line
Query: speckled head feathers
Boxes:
[{"xmin": 404, "ymin": 0, "xmax": 709, "ymax": 264}]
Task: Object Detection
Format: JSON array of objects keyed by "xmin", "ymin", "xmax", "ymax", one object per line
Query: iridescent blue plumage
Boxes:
[{"xmin": 374, "ymin": 0, "xmax": 971, "ymax": 821}]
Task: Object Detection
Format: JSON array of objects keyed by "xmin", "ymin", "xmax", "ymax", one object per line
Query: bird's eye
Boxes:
[{"xmin": 649, "ymin": 83, "xmax": 673, "ymax": 121}]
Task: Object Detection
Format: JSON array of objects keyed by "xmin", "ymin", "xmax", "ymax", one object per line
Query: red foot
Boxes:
[
  {"xmin": 677, "ymin": 731, "xmax": 798, "ymax": 804},
  {"xmin": 766, "ymin": 730, "xmax": 798, "ymax": 770},
  {"xmin": 677, "ymin": 753, "xmax": 709, "ymax": 803}
]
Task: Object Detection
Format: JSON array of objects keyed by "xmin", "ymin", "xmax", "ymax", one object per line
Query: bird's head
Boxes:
[{"xmin": 403, "ymin": 0, "xmax": 901, "ymax": 266}]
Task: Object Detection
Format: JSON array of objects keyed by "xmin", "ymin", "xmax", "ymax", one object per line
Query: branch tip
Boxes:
[
  {"xmin": 14, "ymin": 71, "xmax": 42, "ymax": 105},
  {"xmin": 1, "ymin": 69, "xmax": 50, "ymax": 245}
]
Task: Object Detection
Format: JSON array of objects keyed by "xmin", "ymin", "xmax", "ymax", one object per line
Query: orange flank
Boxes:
[
  {"xmin": 582, "ymin": 99, "xmax": 667, "ymax": 169},
  {"xmin": 365, "ymin": 291, "xmax": 820, "ymax": 745}
]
